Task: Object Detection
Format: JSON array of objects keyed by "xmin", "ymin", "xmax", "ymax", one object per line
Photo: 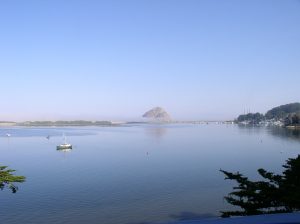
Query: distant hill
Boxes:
[
  {"xmin": 265, "ymin": 103, "xmax": 300, "ymax": 120},
  {"xmin": 236, "ymin": 102, "xmax": 300, "ymax": 125},
  {"xmin": 142, "ymin": 107, "xmax": 171, "ymax": 121}
]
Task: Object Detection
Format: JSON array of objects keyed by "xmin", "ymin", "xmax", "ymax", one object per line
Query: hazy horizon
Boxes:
[
  {"xmin": 1, "ymin": 0, "xmax": 299, "ymax": 121},
  {"xmin": 2, "ymin": 102, "xmax": 300, "ymax": 122}
]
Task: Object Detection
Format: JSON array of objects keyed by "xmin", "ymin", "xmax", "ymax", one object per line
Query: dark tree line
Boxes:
[
  {"xmin": 236, "ymin": 103, "xmax": 300, "ymax": 124},
  {"xmin": 220, "ymin": 155, "xmax": 300, "ymax": 217},
  {"xmin": 284, "ymin": 113, "xmax": 300, "ymax": 126},
  {"xmin": 237, "ymin": 113, "xmax": 264, "ymax": 124}
]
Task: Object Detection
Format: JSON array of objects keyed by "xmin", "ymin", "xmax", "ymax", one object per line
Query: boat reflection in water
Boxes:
[{"xmin": 56, "ymin": 147, "xmax": 72, "ymax": 152}]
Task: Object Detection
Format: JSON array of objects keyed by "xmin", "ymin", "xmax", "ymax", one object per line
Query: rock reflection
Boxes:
[{"xmin": 144, "ymin": 126, "xmax": 167, "ymax": 140}]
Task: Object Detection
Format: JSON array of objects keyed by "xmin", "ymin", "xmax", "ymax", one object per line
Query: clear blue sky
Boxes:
[{"xmin": 0, "ymin": 0, "xmax": 299, "ymax": 121}]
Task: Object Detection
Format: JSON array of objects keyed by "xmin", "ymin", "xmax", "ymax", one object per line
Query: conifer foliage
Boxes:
[
  {"xmin": 220, "ymin": 155, "xmax": 300, "ymax": 217},
  {"xmin": 0, "ymin": 165, "xmax": 25, "ymax": 193}
]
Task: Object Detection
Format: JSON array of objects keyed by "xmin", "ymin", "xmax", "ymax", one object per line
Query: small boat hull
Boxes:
[{"xmin": 57, "ymin": 144, "xmax": 72, "ymax": 150}]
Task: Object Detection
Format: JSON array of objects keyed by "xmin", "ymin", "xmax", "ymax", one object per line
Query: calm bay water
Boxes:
[{"xmin": 0, "ymin": 124, "xmax": 300, "ymax": 224}]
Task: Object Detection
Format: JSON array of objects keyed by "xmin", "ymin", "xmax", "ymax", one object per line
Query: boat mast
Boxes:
[{"xmin": 63, "ymin": 133, "xmax": 67, "ymax": 144}]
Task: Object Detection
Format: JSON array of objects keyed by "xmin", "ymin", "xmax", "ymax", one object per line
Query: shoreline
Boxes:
[{"xmin": 0, "ymin": 120, "xmax": 235, "ymax": 128}]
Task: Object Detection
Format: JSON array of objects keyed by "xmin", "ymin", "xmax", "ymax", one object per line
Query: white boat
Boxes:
[
  {"xmin": 57, "ymin": 134, "xmax": 72, "ymax": 150},
  {"xmin": 6, "ymin": 133, "xmax": 11, "ymax": 137}
]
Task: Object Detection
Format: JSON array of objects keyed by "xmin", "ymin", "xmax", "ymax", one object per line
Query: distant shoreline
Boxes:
[
  {"xmin": 0, "ymin": 120, "xmax": 235, "ymax": 127},
  {"xmin": 0, "ymin": 121, "xmax": 121, "ymax": 127}
]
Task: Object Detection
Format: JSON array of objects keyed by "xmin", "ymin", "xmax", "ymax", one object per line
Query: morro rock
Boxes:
[{"xmin": 142, "ymin": 107, "xmax": 171, "ymax": 122}]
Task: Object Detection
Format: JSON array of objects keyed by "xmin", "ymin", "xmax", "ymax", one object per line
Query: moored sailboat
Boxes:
[{"xmin": 57, "ymin": 133, "xmax": 72, "ymax": 150}]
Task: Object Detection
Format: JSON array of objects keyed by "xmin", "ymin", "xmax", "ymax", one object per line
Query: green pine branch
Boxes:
[{"xmin": 0, "ymin": 165, "xmax": 25, "ymax": 193}]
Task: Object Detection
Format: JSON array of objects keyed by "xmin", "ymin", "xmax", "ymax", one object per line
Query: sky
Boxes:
[{"xmin": 0, "ymin": 0, "xmax": 299, "ymax": 121}]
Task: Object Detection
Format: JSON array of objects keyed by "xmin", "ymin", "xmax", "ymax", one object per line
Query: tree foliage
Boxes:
[
  {"xmin": 220, "ymin": 155, "xmax": 300, "ymax": 217},
  {"xmin": 0, "ymin": 165, "xmax": 25, "ymax": 193},
  {"xmin": 237, "ymin": 113, "xmax": 264, "ymax": 124},
  {"xmin": 265, "ymin": 103, "xmax": 300, "ymax": 120},
  {"xmin": 284, "ymin": 113, "xmax": 300, "ymax": 127}
]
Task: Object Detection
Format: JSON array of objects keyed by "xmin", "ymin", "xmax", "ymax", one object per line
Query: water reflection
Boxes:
[
  {"xmin": 237, "ymin": 124, "xmax": 300, "ymax": 142},
  {"xmin": 56, "ymin": 147, "xmax": 72, "ymax": 160},
  {"xmin": 268, "ymin": 127, "xmax": 300, "ymax": 142},
  {"xmin": 56, "ymin": 148, "xmax": 72, "ymax": 152},
  {"xmin": 237, "ymin": 124, "xmax": 265, "ymax": 135},
  {"xmin": 144, "ymin": 126, "xmax": 167, "ymax": 139},
  {"xmin": 169, "ymin": 211, "xmax": 215, "ymax": 221}
]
